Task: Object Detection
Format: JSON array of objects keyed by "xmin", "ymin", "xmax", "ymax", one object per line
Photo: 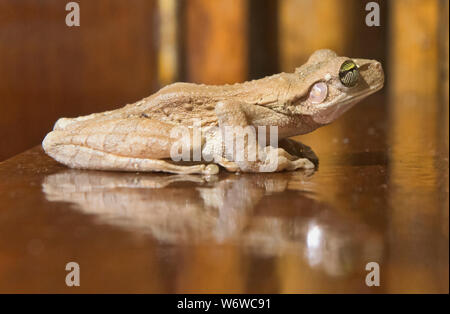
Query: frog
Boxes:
[{"xmin": 42, "ymin": 49, "xmax": 384, "ymax": 175}]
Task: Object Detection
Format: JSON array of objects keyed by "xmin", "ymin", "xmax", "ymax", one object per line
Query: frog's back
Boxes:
[{"xmin": 137, "ymin": 73, "xmax": 292, "ymax": 127}]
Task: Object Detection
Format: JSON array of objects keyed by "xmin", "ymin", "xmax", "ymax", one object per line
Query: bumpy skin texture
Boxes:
[{"xmin": 42, "ymin": 49, "xmax": 384, "ymax": 174}]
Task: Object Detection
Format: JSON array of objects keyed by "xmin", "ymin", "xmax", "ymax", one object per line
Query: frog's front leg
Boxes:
[{"xmin": 214, "ymin": 101, "xmax": 315, "ymax": 173}]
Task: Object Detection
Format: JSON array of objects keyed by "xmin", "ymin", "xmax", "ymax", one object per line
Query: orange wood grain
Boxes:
[
  {"xmin": 183, "ymin": 0, "xmax": 248, "ymax": 84},
  {"xmin": 388, "ymin": 0, "xmax": 448, "ymax": 293}
]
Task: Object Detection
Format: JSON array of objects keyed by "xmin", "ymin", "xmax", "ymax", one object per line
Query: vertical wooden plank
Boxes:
[
  {"xmin": 182, "ymin": 0, "xmax": 248, "ymax": 84},
  {"xmin": 439, "ymin": 0, "xmax": 449, "ymax": 152},
  {"xmin": 390, "ymin": 1, "xmax": 439, "ymax": 98},
  {"xmin": 279, "ymin": 0, "xmax": 387, "ymax": 66},
  {"xmin": 248, "ymin": 0, "xmax": 279, "ymax": 79},
  {"xmin": 437, "ymin": 0, "xmax": 449, "ymax": 291},
  {"xmin": 278, "ymin": 0, "xmax": 355, "ymax": 72},
  {"xmin": 157, "ymin": 0, "xmax": 180, "ymax": 86},
  {"xmin": 0, "ymin": 0, "xmax": 158, "ymax": 161},
  {"xmin": 387, "ymin": 0, "xmax": 447, "ymax": 293},
  {"xmin": 439, "ymin": 0, "xmax": 449, "ymax": 205}
]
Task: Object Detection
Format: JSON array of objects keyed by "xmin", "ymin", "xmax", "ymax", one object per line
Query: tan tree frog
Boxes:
[{"xmin": 43, "ymin": 49, "xmax": 384, "ymax": 174}]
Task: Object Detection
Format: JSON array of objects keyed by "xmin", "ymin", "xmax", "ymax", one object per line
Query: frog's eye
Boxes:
[
  {"xmin": 339, "ymin": 60, "xmax": 359, "ymax": 87},
  {"xmin": 308, "ymin": 82, "xmax": 328, "ymax": 104}
]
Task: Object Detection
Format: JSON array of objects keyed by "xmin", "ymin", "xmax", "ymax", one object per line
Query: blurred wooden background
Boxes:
[{"xmin": 0, "ymin": 0, "xmax": 448, "ymax": 161}]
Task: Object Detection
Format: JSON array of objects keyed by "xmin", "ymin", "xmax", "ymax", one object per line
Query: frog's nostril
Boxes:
[{"xmin": 371, "ymin": 62, "xmax": 382, "ymax": 72}]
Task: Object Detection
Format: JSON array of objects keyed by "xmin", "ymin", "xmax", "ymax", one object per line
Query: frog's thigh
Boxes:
[
  {"xmin": 44, "ymin": 117, "xmax": 217, "ymax": 174},
  {"xmin": 80, "ymin": 117, "xmax": 187, "ymax": 159}
]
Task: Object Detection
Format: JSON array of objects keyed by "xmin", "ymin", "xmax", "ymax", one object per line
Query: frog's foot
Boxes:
[
  {"xmin": 226, "ymin": 146, "xmax": 315, "ymax": 173},
  {"xmin": 258, "ymin": 147, "xmax": 316, "ymax": 172},
  {"xmin": 157, "ymin": 160, "xmax": 220, "ymax": 175},
  {"xmin": 278, "ymin": 138, "xmax": 319, "ymax": 167},
  {"xmin": 215, "ymin": 156, "xmax": 240, "ymax": 172}
]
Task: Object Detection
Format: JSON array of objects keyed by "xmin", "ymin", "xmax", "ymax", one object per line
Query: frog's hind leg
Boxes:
[
  {"xmin": 43, "ymin": 116, "xmax": 218, "ymax": 175},
  {"xmin": 44, "ymin": 143, "xmax": 219, "ymax": 174}
]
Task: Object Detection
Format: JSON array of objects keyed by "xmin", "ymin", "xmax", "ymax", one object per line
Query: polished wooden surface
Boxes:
[{"xmin": 0, "ymin": 90, "xmax": 447, "ymax": 293}]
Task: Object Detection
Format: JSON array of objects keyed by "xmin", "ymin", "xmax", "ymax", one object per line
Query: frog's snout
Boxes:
[
  {"xmin": 360, "ymin": 61, "xmax": 384, "ymax": 89},
  {"xmin": 370, "ymin": 61, "xmax": 384, "ymax": 79}
]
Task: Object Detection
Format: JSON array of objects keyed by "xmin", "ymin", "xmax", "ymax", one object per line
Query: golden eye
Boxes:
[{"xmin": 339, "ymin": 60, "xmax": 359, "ymax": 87}]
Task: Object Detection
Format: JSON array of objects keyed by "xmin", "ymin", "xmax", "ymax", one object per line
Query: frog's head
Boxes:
[{"xmin": 290, "ymin": 49, "xmax": 384, "ymax": 125}]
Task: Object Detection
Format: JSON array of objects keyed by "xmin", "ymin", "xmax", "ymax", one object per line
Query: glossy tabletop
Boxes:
[{"xmin": 0, "ymin": 95, "xmax": 448, "ymax": 293}]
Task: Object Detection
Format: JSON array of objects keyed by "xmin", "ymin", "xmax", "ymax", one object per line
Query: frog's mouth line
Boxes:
[
  {"xmin": 316, "ymin": 82, "xmax": 384, "ymax": 110},
  {"xmin": 312, "ymin": 82, "xmax": 384, "ymax": 124}
]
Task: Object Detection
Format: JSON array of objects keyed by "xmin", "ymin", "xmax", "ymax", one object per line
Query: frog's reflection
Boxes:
[{"xmin": 42, "ymin": 170, "xmax": 381, "ymax": 276}]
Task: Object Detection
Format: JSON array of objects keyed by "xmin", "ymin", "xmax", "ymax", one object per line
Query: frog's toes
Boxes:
[
  {"xmin": 290, "ymin": 158, "xmax": 315, "ymax": 170},
  {"xmin": 203, "ymin": 164, "xmax": 220, "ymax": 175}
]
